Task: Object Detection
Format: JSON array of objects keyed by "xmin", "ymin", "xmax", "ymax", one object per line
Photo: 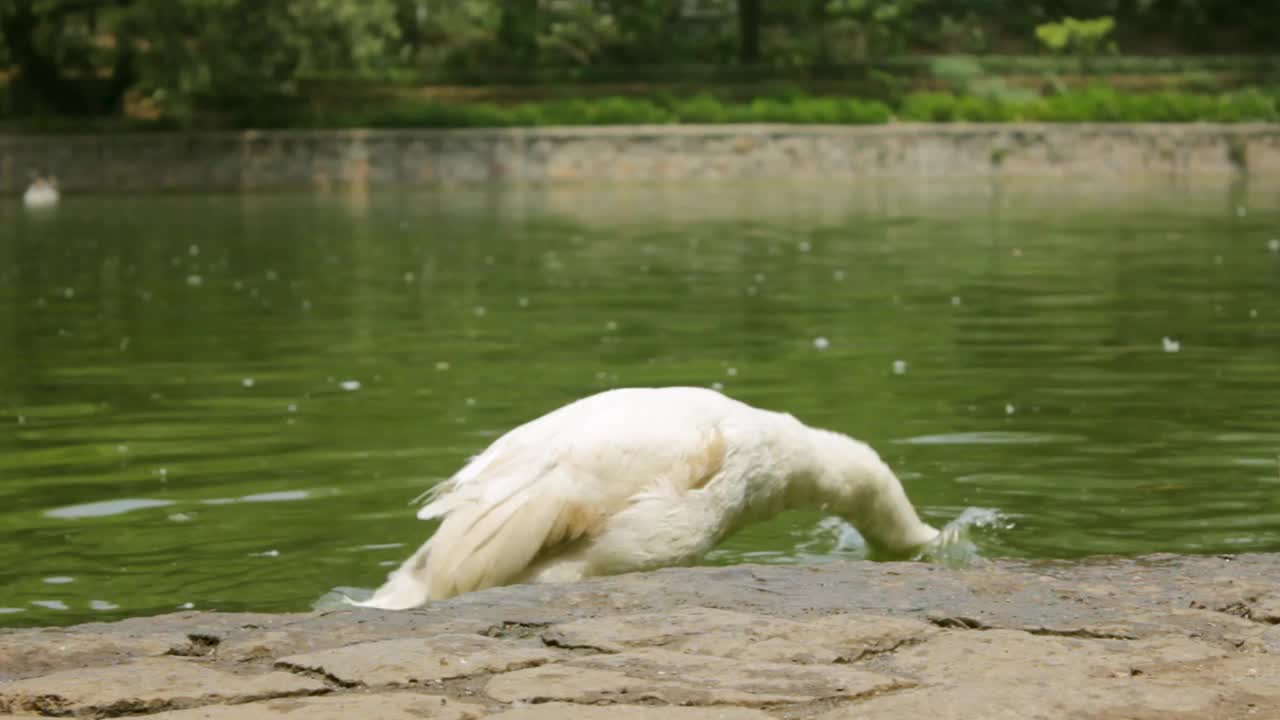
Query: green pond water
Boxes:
[{"xmin": 2, "ymin": 180, "xmax": 1279, "ymax": 628}]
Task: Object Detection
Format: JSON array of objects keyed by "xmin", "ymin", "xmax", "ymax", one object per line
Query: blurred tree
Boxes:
[
  {"xmin": 737, "ymin": 0, "xmax": 760, "ymax": 64},
  {"xmin": 0, "ymin": 0, "xmax": 137, "ymax": 113},
  {"xmin": 0, "ymin": 0, "xmax": 399, "ymax": 115}
]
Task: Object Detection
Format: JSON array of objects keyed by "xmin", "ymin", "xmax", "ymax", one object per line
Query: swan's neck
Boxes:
[{"xmin": 787, "ymin": 427, "xmax": 938, "ymax": 552}]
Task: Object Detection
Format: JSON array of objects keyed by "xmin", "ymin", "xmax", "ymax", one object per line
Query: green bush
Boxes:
[
  {"xmin": 19, "ymin": 84, "xmax": 1279, "ymax": 131},
  {"xmin": 896, "ymin": 86, "xmax": 1278, "ymax": 124}
]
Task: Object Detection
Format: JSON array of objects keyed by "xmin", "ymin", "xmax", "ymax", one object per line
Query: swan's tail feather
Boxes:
[
  {"xmin": 426, "ymin": 463, "xmax": 604, "ymax": 598},
  {"xmin": 365, "ymin": 461, "xmax": 607, "ymax": 606},
  {"xmin": 350, "ymin": 544, "xmax": 434, "ymax": 610}
]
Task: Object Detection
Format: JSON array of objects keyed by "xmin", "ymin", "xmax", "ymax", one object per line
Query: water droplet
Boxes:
[
  {"xmin": 517, "ymin": 297, "xmax": 529, "ymax": 307},
  {"xmin": 1269, "ymin": 239, "xmax": 1280, "ymax": 253},
  {"xmin": 116, "ymin": 444, "xmax": 128, "ymax": 454},
  {"xmin": 185, "ymin": 275, "xmax": 203, "ymax": 287},
  {"xmin": 340, "ymin": 380, "xmax": 361, "ymax": 391},
  {"xmin": 265, "ymin": 269, "xmax": 278, "ymax": 281},
  {"xmin": 473, "ymin": 306, "xmax": 487, "ymax": 317},
  {"xmin": 711, "ymin": 382, "xmax": 724, "ymax": 391},
  {"xmin": 1162, "ymin": 337, "xmax": 1181, "ymax": 353},
  {"xmin": 833, "ymin": 269, "xmax": 846, "ymax": 281},
  {"xmin": 813, "ymin": 337, "xmax": 831, "ymax": 351},
  {"xmin": 1011, "ymin": 248, "xmax": 1023, "ymax": 257},
  {"xmin": 1249, "ymin": 309, "xmax": 1258, "ymax": 318},
  {"xmin": 242, "ymin": 378, "xmax": 255, "ymax": 388},
  {"xmin": 1235, "ymin": 205, "xmax": 1247, "ymax": 217},
  {"xmin": 301, "ymin": 300, "xmax": 312, "ymax": 311},
  {"xmin": 32, "ymin": 600, "xmax": 69, "ymax": 611},
  {"xmin": 484, "ymin": 255, "xmax": 495, "ymax": 265},
  {"xmin": 435, "ymin": 361, "xmax": 450, "ymax": 371},
  {"xmin": 1005, "ymin": 403, "xmax": 1016, "ymax": 415},
  {"xmin": 465, "ymin": 397, "xmax": 476, "ymax": 407},
  {"xmin": 168, "ymin": 512, "xmax": 193, "ymax": 523},
  {"xmin": 63, "ymin": 287, "xmax": 75, "ymax": 299},
  {"xmin": 404, "ymin": 272, "xmax": 415, "ymax": 284},
  {"xmin": 1213, "ymin": 255, "xmax": 1224, "ymax": 266},
  {"xmin": 118, "ymin": 337, "xmax": 130, "ymax": 352},
  {"xmin": 177, "ymin": 602, "xmax": 194, "ymax": 610},
  {"xmin": 90, "ymin": 600, "xmax": 119, "ymax": 611},
  {"xmin": 250, "ymin": 549, "xmax": 280, "ymax": 558},
  {"xmin": 754, "ymin": 273, "xmax": 766, "ymax": 283},
  {"xmin": 951, "ymin": 296, "xmax": 962, "ymax": 306},
  {"xmin": 43, "ymin": 576, "xmax": 74, "ymax": 584},
  {"xmin": 726, "ymin": 367, "xmax": 738, "ymax": 377},
  {"xmin": 17, "ymin": 416, "xmax": 25, "ymax": 425},
  {"xmin": 287, "ymin": 403, "xmax": 298, "ymax": 413},
  {"xmin": 798, "ymin": 241, "xmax": 812, "ymax": 253},
  {"xmin": 189, "ymin": 244, "xmax": 200, "ymax": 257},
  {"xmin": 893, "ymin": 360, "xmax": 907, "ymax": 375},
  {"xmin": 605, "ymin": 320, "xmax": 619, "ymax": 332}
]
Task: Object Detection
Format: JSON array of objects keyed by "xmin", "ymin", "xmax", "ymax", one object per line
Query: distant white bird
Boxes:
[
  {"xmin": 355, "ymin": 386, "xmax": 941, "ymax": 610},
  {"xmin": 23, "ymin": 176, "xmax": 59, "ymax": 209}
]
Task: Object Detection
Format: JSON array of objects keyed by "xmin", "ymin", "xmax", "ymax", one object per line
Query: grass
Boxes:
[{"xmin": 271, "ymin": 86, "xmax": 1279, "ymax": 130}]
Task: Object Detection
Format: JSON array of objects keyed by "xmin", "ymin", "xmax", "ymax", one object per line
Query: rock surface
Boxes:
[{"xmin": 3, "ymin": 554, "xmax": 1280, "ymax": 718}]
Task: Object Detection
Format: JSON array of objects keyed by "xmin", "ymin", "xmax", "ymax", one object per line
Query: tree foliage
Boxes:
[
  {"xmin": 0, "ymin": 0, "xmax": 398, "ymax": 114},
  {"xmin": 3, "ymin": 0, "xmax": 1279, "ymax": 119}
]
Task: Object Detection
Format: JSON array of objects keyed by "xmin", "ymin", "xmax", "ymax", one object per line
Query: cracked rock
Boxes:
[
  {"xmin": 0, "ymin": 630, "xmax": 190, "ymax": 681},
  {"xmin": 486, "ymin": 647, "xmax": 912, "ymax": 706},
  {"xmin": 0, "ymin": 657, "xmax": 326, "ymax": 717},
  {"xmin": 141, "ymin": 693, "xmax": 484, "ymax": 719},
  {"xmin": 487, "ymin": 703, "xmax": 777, "ymax": 720},
  {"xmin": 275, "ymin": 633, "xmax": 561, "ymax": 687},
  {"xmin": 544, "ymin": 606, "xmax": 936, "ymax": 663}
]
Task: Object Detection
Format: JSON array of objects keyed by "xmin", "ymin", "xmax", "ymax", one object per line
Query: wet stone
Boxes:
[
  {"xmin": 0, "ymin": 657, "xmax": 326, "ymax": 717},
  {"xmin": 275, "ymin": 633, "xmax": 561, "ymax": 687},
  {"xmin": 485, "ymin": 647, "xmax": 912, "ymax": 706}
]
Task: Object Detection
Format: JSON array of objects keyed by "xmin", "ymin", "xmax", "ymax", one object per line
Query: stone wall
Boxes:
[{"xmin": 3, "ymin": 123, "xmax": 1279, "ymax": 192}]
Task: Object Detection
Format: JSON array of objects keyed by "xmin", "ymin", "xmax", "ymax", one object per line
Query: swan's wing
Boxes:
[{"xmin": 412, "ymin": 396, "xmax": 730, "ymax": 598}]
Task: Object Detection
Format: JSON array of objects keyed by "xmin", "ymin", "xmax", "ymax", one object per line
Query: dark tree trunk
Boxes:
[{"xmin": 737, "ymin": 0, "xmax": 761, "ymax": 65}]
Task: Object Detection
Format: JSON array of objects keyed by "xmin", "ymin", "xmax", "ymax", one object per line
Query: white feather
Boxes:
[{"xmin": 353, "ymin": 386, "xmax": 940, "ymax": 610}]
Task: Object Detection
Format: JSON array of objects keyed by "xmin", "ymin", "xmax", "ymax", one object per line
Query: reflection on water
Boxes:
[{"xmin": 2, "ymin": 179, "xmax": 1279, "ymax": 627}]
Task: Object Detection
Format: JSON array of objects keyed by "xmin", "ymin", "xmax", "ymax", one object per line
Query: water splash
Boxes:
[
  {"xmin": 315, "ymin": 586, "xmax": 372, "ymax": 610},
  {"xmin": 920, "ymin": 507, "xmax": 1015, "ymax": 567}
]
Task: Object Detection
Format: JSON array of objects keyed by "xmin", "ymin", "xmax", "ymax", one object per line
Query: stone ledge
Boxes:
[
  {"xmin": 2, "ymin": 554, "xmax": 1279, "ymax": 719},
  {"xmin": 4, "ymin": 123, "xmax": 1279, "ymax": 192}
]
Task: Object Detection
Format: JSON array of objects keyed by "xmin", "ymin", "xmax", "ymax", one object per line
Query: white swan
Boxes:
[
  {"xmin": 23, "ymin": 177, "xmax": 59, "ymax": 209},
  {"xmin": 356, "ymin": 386, "xmax": 940, "ymax": 610}
]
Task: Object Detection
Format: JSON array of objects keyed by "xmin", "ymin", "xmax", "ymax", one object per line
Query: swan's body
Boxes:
[
  {"xmin": 23, "ymin": 178, "xmax": 58, "ymax": 209},
  {"xmin": 358, "ymin": 386, "xmax": 939, "ymax": 610}
]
